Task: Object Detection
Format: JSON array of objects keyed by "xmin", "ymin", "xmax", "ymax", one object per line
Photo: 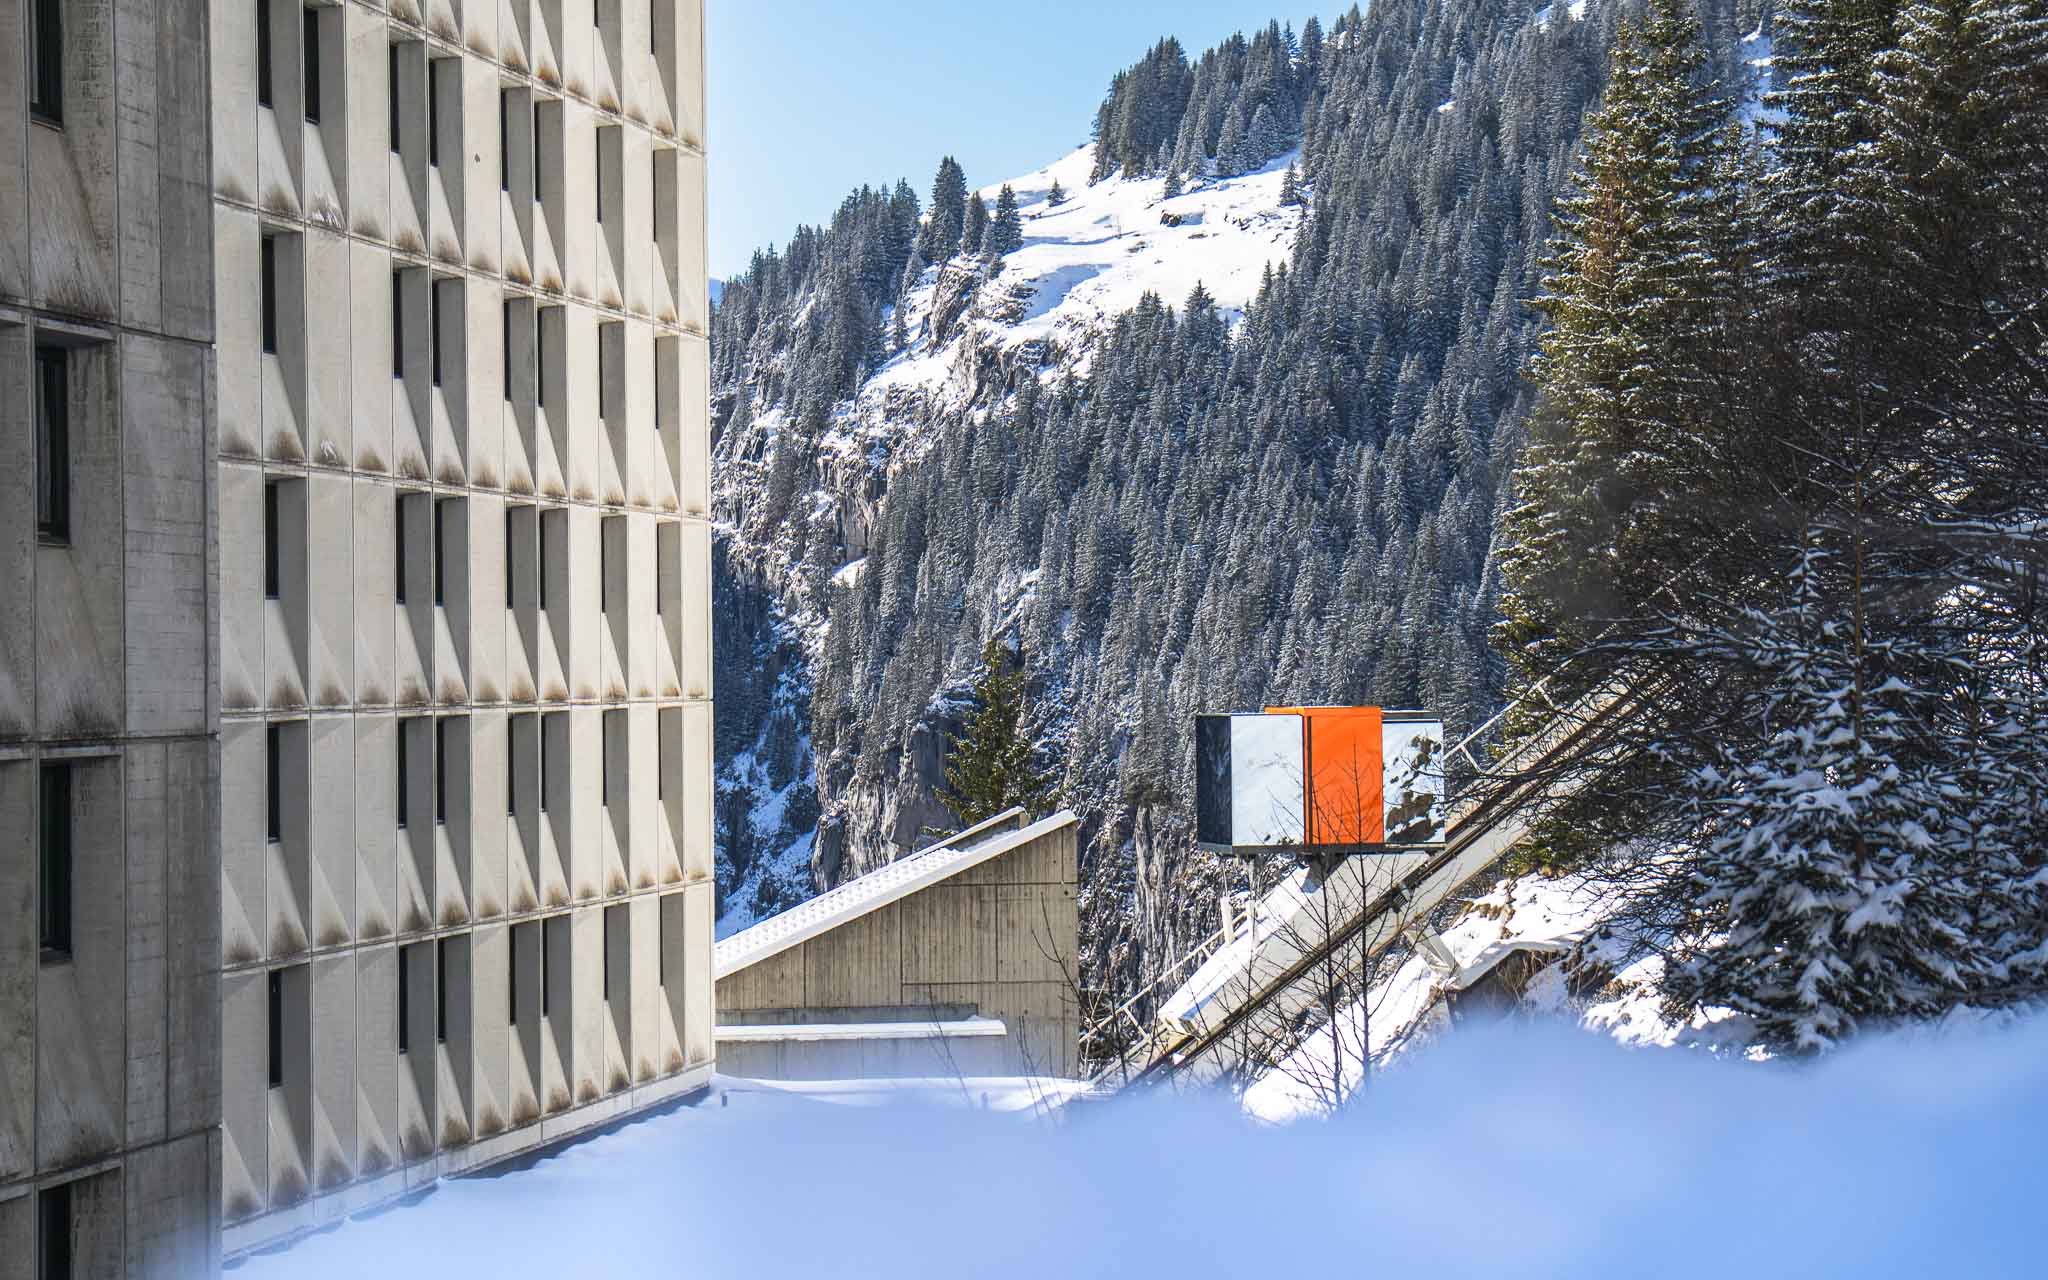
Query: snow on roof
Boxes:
[
  {"xmin": 714, "ymin": 809, "xmax": 1078, "ymax": 980},
  {"xmin": 714, "ymin": 1017, "xmax": 1008, "ymax": 1043}
]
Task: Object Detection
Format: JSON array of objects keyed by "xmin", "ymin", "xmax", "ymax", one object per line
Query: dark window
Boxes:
[
  {"xmin": 395, "ymin": 496, "xmax": 407, "ymax": 605},
  {"xmin": 601, "ymin": 910, "xmax": 611, "ymax": 1001},
  {"xmin": 502, "ymin": 302, "xmax": 513, "ymax": 401},
  {"xmin": 499, "ymin": 92, "xmax": 510, "ymax": 192},
  {"xmin": 261, "ymin": 237, "xmax": 279, "ymax": 355},
  {"xmin": 538, "ymin": 513, "xmax": 551, "ymax": 611},
  {"xmin": 256, "ymin": 0, "xmax": 273, "ymax": 107},
  {"xmin": 436, "ymin": 938, "xmax": 449, "ymax": 1043},
  {"xmin": 392, "ymin": 270, "xmax": 404, "ymax": 378},
  {"xmin": 505, "ymin": 508, "xmax": 516, "ymax": 605},
  {"xmin": 396, "ymin": 719, "xmax": 409, "ymax": 829},
  {"xmin": 388, "ymin": 44, "xmax": 400, "ymax": 153},
  {"xmin": 264, "ymin": 482, "xmax": 281, "ymax": 600},
  {"xmin": 658, "ymin": 899, "xmax": 666, "ymax": 986},
  {"xmin": 509, "ymin": 929, "xmax": 519, "ymax": 1023},
  {"xmin": 39, "ymin": 764, "xmax": 72, "ymax": 961},
  {"xmin": 540, "ymin": 923, "xmax": 551, "ymax": 1017},
  {"xmin": 267, "ymin": 968, "xmax": 284, "ymax": 1087},
  {"xmin": 538, "ymin": 717, "xmax": 549, "ymax": 813},
  {"xmin": 655, "ymin": 721, "xmax": 663, "ymax": 800},
  {"xmin": 600, "ymin": 724, "xmax": 608, "ymax": 809},
  {"xmin": 532, "ymin": 107, "xmax": 542, "ymax": 201},
  {"xmin": 598, "ymin": 522, "xmax": 608, "ymax": 615},
  {"xmin": 535, "ymin": 311, "xmax": 548, "ymax": 407},
  {"xmin": 29, "ymin": 0, "xmax": 62, "ymax": 125},
  {"xmin": 397, "ymin": 946, "xmax": 410, "ymax": 1054},
  {"xmin": 594, "ymin": 137, "xmax": 604, "ymax": 224},
  {"xmin": 38, "ymin": 1181, "xmax": 72, "ymax": 1280},
  {"xmin": 303, "ymin": 9, "xmax": 321, "ymax": 123},
  {"xmin": 266, "ymin": 724, "xmax": 282, "ymax": 844},
  {"xmin": 596, "ymin": 336, "xmax": 606, "ymax": 420},
  {"xmin": 507, "ymin": 716, "xmax": 518, "ymax": 817},
  {"xmin": 34, "ymin": 345, "xmax": 69, "ymax": 544},
  {"xmin": 433, "ymin": 499, "xmax": 446, "ymax": 606},
  {"xmin": 428, "ymin": 60, "xmax": 440, "ymax": 167},
  {"xmin": 434, "ymin": 719, "xmax": 447, "ymax": 827},
  {"xmin": 650, "ymin": 0, "xmax": 658, "ymax": 55},
  {"xmin": 430, "ymin": 280, "xmax": 443, "ymax": 386}
]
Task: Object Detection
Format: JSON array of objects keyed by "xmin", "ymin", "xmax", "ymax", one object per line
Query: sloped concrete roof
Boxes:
[{"xmin": 714, "ymin": 809, "xmax": 1079, "ymax": 980}]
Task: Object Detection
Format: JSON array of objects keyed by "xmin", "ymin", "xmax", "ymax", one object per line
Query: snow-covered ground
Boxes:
[
  {"xmin": 236, "ymin": 1023, "xmax": 2048, "ymax": 1278},
  {"xmin": 1240, "ymin": 873, "xmax": 1753, "ymax": 1123}
]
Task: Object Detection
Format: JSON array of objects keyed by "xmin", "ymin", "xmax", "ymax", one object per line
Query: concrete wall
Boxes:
[
  {"xmin": 0, "ymin": 0, "xmax": 223, "ymax": 1271},
  {"xmin": 716, "ymin": 823, "xmax": 1082, "ymax": 1080},
  {"xmin": 209, "ymin": 0, "xmax": 714, "ymax": 1258}
]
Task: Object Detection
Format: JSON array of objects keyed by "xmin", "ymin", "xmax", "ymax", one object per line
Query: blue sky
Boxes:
[{"xmin": 705, "ymin": 1, "xmax": 1345, "ymax": 279}]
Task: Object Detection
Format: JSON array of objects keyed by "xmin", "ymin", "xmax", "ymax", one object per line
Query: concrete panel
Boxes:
[
  {"xmin": 714, "ymin": 940, "xmax": 802, "ymax": 1014},
  {"xmin": 899, "ymin": 885, "xmax": 994, "ymax": 986},
  {"xmin": 0, "ymin": 331, "xmax": 30, "ymax": 742},
  {"xmin": 37, "ymin": 341, "xmax": 125, "ymax": 740},
  {"xmin": 0, "ymin": 763, "xmax": 30, "ymax": 1178},
  {"xmin": 121, "ymin": 333, "xmax": 211, "ymax": 736},
  {"xmin": 802, "ymin": 905, "xmax": 901, "ymax": 1010}
]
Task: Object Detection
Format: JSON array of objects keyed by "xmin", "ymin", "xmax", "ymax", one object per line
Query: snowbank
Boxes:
[{"xmin": 237, "ymin": 1020, "xmax": 2048, "ymax": 1278}]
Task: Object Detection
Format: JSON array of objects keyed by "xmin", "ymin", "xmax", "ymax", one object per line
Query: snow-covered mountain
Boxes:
[{"xmin": 706, "ymin": 0, "xmax": 1764, "ymax": 996}]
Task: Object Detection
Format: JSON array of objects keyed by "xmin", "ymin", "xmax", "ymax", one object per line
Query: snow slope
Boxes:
[
  {"xmin": 870, "ymin": 144, "xmax": 1305, "ymax": 401},
  {"xmin": 237, "ymin": 1022, "xmax": 2048, "ymax": 1278}
]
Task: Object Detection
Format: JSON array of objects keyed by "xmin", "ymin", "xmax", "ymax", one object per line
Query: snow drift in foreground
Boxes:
[{"xmin": 239, "ymin": 1019, "xmax": 2048, "ymax": 1278}]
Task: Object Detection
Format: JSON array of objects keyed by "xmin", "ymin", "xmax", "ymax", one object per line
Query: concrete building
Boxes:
[
  {"xmin": 1, "ymin": 0, "xmax": 224, "ymax": 1273},
  {"xmin": 716, "ymin": 811, "xmax": 1082, "ymax": 1081},
  {"xmin": 207, "ymin": 0, "xmax": 715, "ymax": 1255}
]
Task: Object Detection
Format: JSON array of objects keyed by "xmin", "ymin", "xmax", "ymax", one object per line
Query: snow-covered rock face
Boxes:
[
  {"xmin": 712, "ymin": 148, "xmax": 1308, "ymax": 933},
  {"xmin": 871, "ymin": 146, "xmax": 1304, "ymax": 402}
]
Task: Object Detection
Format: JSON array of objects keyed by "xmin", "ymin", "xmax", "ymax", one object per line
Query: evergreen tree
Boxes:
[
  {"xmin": 941, "ymin": 639, "xmax": 1052, "ymax": 825},
  {"xmin": 1047, "ymin": 177, "xmax": 1067, "ymax": 206},
  {"xmin": 960, "ymin": 192, "xmax": 991, "ymax": 259},
  {"xmin": 918, "ymin": 156, "xmax": 968, "ymax": 263},
  {"xmin": 988, "ymin": 185, "xmax": 1025, "ymax": 258},
  {"xmin": 1279, "ymin": 161, "xmax": 1304, "ymax": 206}
]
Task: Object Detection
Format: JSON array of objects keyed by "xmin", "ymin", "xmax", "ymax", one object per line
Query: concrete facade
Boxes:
[
  {"xmin": 716, "ymin": 815, "xmax": 1082, "ymax": 1080},
  {"xmin": 1, "ymin": 0, "xmax": 224, "ymax": 1274},
  {"xmin": 208, "ymin": 0, "xmax": 715, "ymax": 1256}
]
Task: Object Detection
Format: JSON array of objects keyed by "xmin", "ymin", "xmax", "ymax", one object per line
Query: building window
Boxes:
[
  {"xmin": 598, "ymin": 518, "xmax": 609, "ymax": 615},
  {"xmin": 505, "ymin": 507, "xmax": 516, "ymax": 605},
  {"xmin": 601, "ymin": 909, "xmax": 611, "ymax": 1001},
  {"xmin": 396, "ymin": 719, "xmax": 409, "ymax": 829},
  {"xmin": 532, "ymin": 104, "xmax": 543, "ymax": 202},
  {"xmin": 264, "ymin": 481, "xmax": 281, "ymax": 600},
  {"xmin": 29, "ymin": 0, "xmax": 62, "ymax": 125},
  {"xmin": 508, "ymin": 929, "xmax": 519, "ymax": 1023},
  {"xmin": 538, "ymin": 716, "xmax": 549, "ymax": 814},
  {"xmin": 392, "ymin": 270, "xmax": 405, "ymax": 378},
  {"xmin": 539, "ymin": 510, "xmax": 555, "ymax": 612},
  {"xmin": 38, "ymin": 1181, "xmax": 71, "ymax": 1280},
  {"xmin": 436, "ymin": 938, "xmax": 450, "ymax": 1043},
  {"xmin": 430, "ymin": 280, "xmax": 443, "ymax": 387},
  {"xmin": 499, "ymin": 91, "xmax": 511, "ymax": 192},
  {"xmin": 261, "ymin": 236, "xmax": 279, "ymax": 355},
  {"xmin": 266, "ymin": 724, "xmax": 283, "ymax": 844},
  {"xmin": 540, "ymin": 922, "xmax": 552, "ymax": 1017},
  {"xmin": 428, "ymin": 60, "xmax": 441, "ymax": 167},
  {"xmin": 434, "ymin": 719, "xmax": 448, "ymax": 827},
  {"xmin": 433, "ymin": 499, "xmax": 447, "ymax": 606},
  {"xmin": 34, "ymin": 345, "xmax": 69, "ymax": 545},
  {"xmin": 397, "ymin": 946, "xmax": 410, "ymax": 1054},
  {"xmin": 594, "ymin": 134, "xmax": 604, "ymax": 224},
  {"xmin": 388, "ymin": 43, "xmax": 400, "ymax": 153},
  {"xmin": 507, "ymin": 715, "xmax": 519, "ymax": 817},
  {"xmin": 256, "ymin": 0, "xmax": 273, "ymax": 107},
  {"xmin": 39, "ymin": 764, "xmax": 72, "ymax": 962},
  {"xmin": 535, "ymin": 310, "xmax": 549, "ymax": 408},
  {"xmin": 395, "ymin": 495, "xmax": 407, "ymax": 605},
  {"xmin": 267, "ymin": 968, "xmax": 284, "ymax": 1087},
  {"xmin": 501, "ymin": 302, "xmax": 513, "ymax": 402},
  {"xmin": 303, "ymin": 8, "xmax": 321, "ymax": 124},
  {"xmin": 595, "ymin": 335, "xmax": 607, "ymax": 422}
]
